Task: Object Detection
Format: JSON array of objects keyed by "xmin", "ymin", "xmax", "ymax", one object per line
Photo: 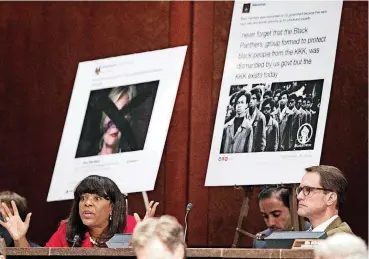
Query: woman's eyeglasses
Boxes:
[{"xmin": 295, "ymin": 186, "xmax": 333, "ymax": 196}]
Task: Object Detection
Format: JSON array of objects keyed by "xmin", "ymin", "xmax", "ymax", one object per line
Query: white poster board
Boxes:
[
  {"xmin": 205, "ymin": 1, "xmax": 342, "ymax": 186},
  {"xmin": 47, "ymin": 46, "xmax": 187, "ymax": 201}
]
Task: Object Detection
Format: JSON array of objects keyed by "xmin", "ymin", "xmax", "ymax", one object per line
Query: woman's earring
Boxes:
[{"xmin": 109, "ymin": 213, "xmax": 112, "ymax": 221}]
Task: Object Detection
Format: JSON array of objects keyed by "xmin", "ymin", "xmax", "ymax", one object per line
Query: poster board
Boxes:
[
  {"xmin": 47, "ymin": 46, "xmax": 187, "ymax": 201},
  {"xmin": 206, "ymin": 1, "xmax": 343, "ymax": 186}
]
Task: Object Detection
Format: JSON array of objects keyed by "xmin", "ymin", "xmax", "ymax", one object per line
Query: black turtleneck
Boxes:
[{"xmin": 234, "ymin": 117, "xmax": 243, "ymax": 133}]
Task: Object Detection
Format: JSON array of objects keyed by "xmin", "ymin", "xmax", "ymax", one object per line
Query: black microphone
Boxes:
[
  {"xmin": 72, "ymin": 235, "xmax": 80, "ymax": 248},
  {"xmin": 184, "ymin": 203, "xmax": 193, "ymax": 242}
]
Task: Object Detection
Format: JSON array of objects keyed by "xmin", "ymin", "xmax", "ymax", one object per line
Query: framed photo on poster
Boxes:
[
  {"xmin": 47, "ymin": 46, "xmax": 187, "ymax": 201},
  {"xmin": 205, "ymin": 1, "xmax": 343, "ymax": 186}
]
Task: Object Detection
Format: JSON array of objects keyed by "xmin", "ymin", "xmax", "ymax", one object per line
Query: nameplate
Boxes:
[{"xmin": 292, "ymin": 239, "xmax": 322, "ymax": 249}]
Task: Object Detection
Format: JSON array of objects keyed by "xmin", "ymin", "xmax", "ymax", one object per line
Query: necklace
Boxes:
[
  {"xmin": 89, "ymin": 236, "xmax": 109, "ymax": 247},
  {"xmin": 90, "ymin": 236, "xmax": 99, "ymax": 246}
]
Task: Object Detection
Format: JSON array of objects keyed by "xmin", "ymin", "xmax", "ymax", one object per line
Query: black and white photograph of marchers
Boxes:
[{"xmin": 220, "ymin": 79, "xmax": 323, "ymax": 153}]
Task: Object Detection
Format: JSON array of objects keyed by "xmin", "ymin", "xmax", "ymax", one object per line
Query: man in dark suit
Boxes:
[
  {"xmin": 273, "ymin": 89, "xmax": 281, "ymax": 108},
  {"xmin": 296, "ymin": 165, "xmax": 353, "ymax": 236},
  {"xmin": 296, "ymin": 96, "xmax": 307, "ymax": 125},
  {"xmin": 261, "ymin": 98, "xmax": 279, "ymax": 151},
  {"xmin": 254, "ymin": 187, "xmax": 310, "ymax": 248},
  {"xmin": 246, "ymin": 88, "xmax": 266, "ymax": 152},
  {"xmin": 287, "ymin": 94, "xmax": 301, "ymax": 150},
  {"xmin": 302, "ymin": 97, "xmax": 312, "ymax": 125},
  {"xmin": 221, "ymin": 90, "xmax": 253, "ymax": 153},
  {"xmin": 273, "ymin": 90, "xmax": 293, "ymax": 151}
]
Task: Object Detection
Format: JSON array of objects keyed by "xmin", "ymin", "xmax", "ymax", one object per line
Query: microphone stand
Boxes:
[
  {"xmin": 72, "ymin": 235, "xmax": 80, "ymax": 248},
  {"xmin": 184, "ymin": 209, "xmax": 190, "ymax": 243}
]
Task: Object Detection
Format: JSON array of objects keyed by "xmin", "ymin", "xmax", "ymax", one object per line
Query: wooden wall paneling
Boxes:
[
  {"xmin": 0, "ymin": 1, "xmax": 173, "ymax": 244},
  {"xmin": 0, "ymin": 2, "xmax": 75, "ymax": 245},
  {"xmin": 208, "ymin": 1, "xmax": 244, "ymax": 247},
  {"xmin": 320, "ymin": 1, "xmax": 368, "ymax": 241},
  {"xmin": 187, "ymin": 1, "xmax": 214, "ymax": 247},
  {"xmin": 164, "ymin": 1, "xmax": 192, "ymax": 225}
]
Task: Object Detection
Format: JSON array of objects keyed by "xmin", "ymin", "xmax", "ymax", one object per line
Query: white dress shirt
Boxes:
[{"xmin": 310, "ymin": 215, "xmax": 339, "ymax": 232}]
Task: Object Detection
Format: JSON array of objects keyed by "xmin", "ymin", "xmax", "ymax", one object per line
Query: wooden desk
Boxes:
[{"xmin": 6, "ymin": 247, "xmax": 315, "ymax": 258}]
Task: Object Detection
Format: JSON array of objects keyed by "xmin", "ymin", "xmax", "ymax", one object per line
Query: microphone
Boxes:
[
  {"xmin": 72, "ymin": 235, "xmax": 80, "ymax": 248},
  {"xmin": 186, "ymin": 203, "xmax": 193, "ymax": 212},
  {"xmin": 183, "ymin": 203, "xmax": 193, "ymax": 243},
  {"xmin": 236, "ymin": 228, "xmax": 258, "ymax": 239}
]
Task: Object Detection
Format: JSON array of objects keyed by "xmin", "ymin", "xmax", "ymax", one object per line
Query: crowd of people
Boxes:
[
  {"xmin": 0, "ymin": 165, "xmax": 366, "ymax": 259},
  {"xmin": 221, "ymin": 81, "xmax": 322, "ymax": 153}
]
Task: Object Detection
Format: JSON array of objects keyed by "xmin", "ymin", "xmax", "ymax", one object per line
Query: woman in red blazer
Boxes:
[{"xmin": 0, "ymin": 175, "xmax": 158, "ymax": 247}]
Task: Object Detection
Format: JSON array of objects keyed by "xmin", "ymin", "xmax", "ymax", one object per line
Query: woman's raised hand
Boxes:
[
  {"xmin": 134, "ymin": 200, "xmax": 159, "ymax": 223},
  {"xmin": 0, "ymin": 201, "xmax": 31, "ymax": 242}
]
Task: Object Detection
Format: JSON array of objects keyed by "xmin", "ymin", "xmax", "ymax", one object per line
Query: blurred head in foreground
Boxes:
[
  {"xmin": 132, "ymin": 215, "xmax": 185, "ymax": 259},
  {"xmin": 314, "ymin": 233, "xmax": 368, "ymax": 259}
]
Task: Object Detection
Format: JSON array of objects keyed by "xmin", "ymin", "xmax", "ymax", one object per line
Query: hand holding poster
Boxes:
[
  {"xmin": 47, "ymin": 46, "xmax": 187, "ymax": 201},
  {"xmin": 206, "ymin": 1, "xmax": 342, "ymax": 186}
]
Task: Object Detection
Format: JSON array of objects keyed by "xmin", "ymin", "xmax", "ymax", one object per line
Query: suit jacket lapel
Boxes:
[{"xmin": 325, "ymin": 216, "xmax": 343, "ymax": 233}]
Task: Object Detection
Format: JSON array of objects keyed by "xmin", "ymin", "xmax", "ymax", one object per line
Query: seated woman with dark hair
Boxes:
[{"xmin": 0, "ymin": 175, "xmax": 158, "ymax": 247}]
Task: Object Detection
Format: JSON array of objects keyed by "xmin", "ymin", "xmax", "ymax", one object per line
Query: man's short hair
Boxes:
[
  {"xmin": 305, "ymin": 165, "xmax": 348, "ymax": 210},
  {"xmin": 288, "ymin": 93, "xmax": 298, "ymax": 102},
  {"xmin": 261, "ymin": 97, "xmax": 274, "ymax": 110},
  {"xmin": 0, "ymin": 191, "xmax": 28, "ymax": 221},
  {"xmin": 251, "ymin": 87, "xmax": 262, "ymax": 102},
  {"xmin": 274, "ymin": 89, "xmax": 281, "ymax": 97},
  {"xmin": 234, "ymin": 90, "xmax": 251, "ymax": 106},
  {"xmin": 314, "ymin": 233, "xmax": 368, "ymax": 259},
  {"xmin": 258, "ymin": 187, "xmax": 290, "ymax": 208},
  {"xmin": 263, "ymin": 90, "xmax": 273, "ymax": 99},
  {"xmin": 279, "ymin": 90, "xmax": 289, "ymax": 100},
  {"xmin": 132, "ymin": 215, "xmax": 185, "ymax": 255}
]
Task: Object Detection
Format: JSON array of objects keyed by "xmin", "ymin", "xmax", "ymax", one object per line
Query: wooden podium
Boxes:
[{"xmin": 6, "ymin": 247, "xmax": 315, "ymax": 259}]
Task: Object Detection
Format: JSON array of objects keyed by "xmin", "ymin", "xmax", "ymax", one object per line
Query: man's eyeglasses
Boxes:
[{"xmin": 295, "ymin": 186, "xmax": 333, "ymax": 196}]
